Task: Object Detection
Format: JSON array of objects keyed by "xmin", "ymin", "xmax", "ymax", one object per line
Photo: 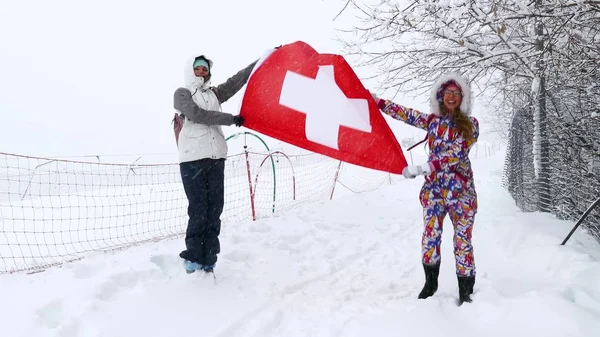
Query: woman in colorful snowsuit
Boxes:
[
  {"xmin": 372, "ymin": 73, "xmax": 479, "ymax": 304},
  {"xmin": 173, "ymin": 54, "xmax": 257, "ymax": 274}
]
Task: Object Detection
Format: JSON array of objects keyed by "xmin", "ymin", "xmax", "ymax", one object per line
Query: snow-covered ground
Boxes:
[{"xmin": 2, "ymin": 149, "xmax": 600, "ymax": 337}]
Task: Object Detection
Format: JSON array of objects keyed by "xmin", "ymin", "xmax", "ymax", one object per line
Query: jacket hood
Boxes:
[
  {"xmin": 184, "ymin": 54, "xmax": 214, "ymax": 90},
  {"xmin": 429, "ymin": 72, "xmax": 472, "ymax": 116}
]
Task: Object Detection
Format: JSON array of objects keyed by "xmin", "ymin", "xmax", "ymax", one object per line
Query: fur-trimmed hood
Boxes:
[
  {"xmin": 184, "ymin": 54, "xmax": 214, "ymax": 91},
  {"xmin": 429, "ymin": 72, "xmax": 472, "ymax": 116}
]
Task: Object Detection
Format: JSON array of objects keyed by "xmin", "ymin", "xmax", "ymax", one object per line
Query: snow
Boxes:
[{"xmin": 2, "ymin": 149, "xmax": 600, "ymax": 337}]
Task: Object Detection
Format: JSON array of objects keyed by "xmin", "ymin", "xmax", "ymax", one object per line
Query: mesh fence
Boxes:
[
  {"xmin": 0, "ymin": 151, "xmax": 394, "ymax": 274},
  {"xmin": 502, "ymin": 104, "xmax": 600, "ymax": 242},
  {"xmin": 1, "ymin": 138, "xmax": 502, "ymax": 274}
]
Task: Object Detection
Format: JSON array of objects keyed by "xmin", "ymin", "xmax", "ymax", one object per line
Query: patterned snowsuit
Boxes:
[{"xmin": 377, "ymin": 99, "xmax": 479, "ymax": 277}]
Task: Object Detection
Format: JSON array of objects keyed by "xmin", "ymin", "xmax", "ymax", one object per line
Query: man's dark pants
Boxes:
[{"xmin": 179, "ymin": 158, "xmax": 225, "ymax": 266}]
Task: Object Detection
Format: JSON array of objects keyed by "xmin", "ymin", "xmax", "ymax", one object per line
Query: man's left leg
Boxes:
[{"xmin": 203, "ymin": 159, "xmax": 225, "ymax": 270}]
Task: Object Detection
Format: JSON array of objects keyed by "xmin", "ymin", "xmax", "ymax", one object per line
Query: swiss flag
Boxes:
[{"xmin": 240, "ymin": 41, "xmax": 408, "ymax": 174}]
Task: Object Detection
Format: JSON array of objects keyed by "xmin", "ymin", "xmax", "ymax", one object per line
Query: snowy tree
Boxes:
[{"xmin": 339, "ymin": 0, "xmax": 600, "ymax": 214}]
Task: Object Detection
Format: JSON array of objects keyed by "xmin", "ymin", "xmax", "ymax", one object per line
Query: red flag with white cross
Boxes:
[{"xmin": 239, "ymin": 41, "xmax": 408, "ymax": 174}]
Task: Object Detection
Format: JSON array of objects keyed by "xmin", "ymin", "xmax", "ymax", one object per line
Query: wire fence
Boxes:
[
  {"xmin": 502, "ymin": 105, "xmax": 600, "ymax": 242},
  {"xmin": 0, "ymin": 137, "xmax": 502, "ymax": 274},
  {"xmin": 0, "ymin": 150, "xmax": 399, "ymax": 274}
]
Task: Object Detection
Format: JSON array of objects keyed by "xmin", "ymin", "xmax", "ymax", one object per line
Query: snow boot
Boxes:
[
  {"xmin": 201, "ymin": 264, "xmax": 215, "ymax": 273},
  {"xmin": 183, "ymin": 260, "xmax": 203, "ymax": 274},
  {"xmin": 418, "ymin": 263, "xmax": 440, "ymax": 299},
  {"xmin": 457, "ymin": 275, "xmax": 475, "ymax": 305}
]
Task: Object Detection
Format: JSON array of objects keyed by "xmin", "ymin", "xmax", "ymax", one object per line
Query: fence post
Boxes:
[
  {"xmin": 243, "ymin": 146, "xmax": 257, "ymax": 221},
  {"xmin": 561, "ymin": 196, "xmax": 600, "ymax": 245},
  {"xmin": 330, "ymin": 161, "xmax": 343, "ymax": 200},
  {"xmin": 123, "ymin": 156, "xmax": 142, "ymax": 185},
  {"xmin": 22, "ymin": 159, "xmax": 57, "ymax": 200},
  {"xmin": 226, "ymin": 131, "xmax": 276, "ymax": 217}
]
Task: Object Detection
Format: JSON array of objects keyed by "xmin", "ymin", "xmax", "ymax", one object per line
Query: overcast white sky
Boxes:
[{"xmin": 0, "ymin": 0, "xmax": 490, "ymax": 164}]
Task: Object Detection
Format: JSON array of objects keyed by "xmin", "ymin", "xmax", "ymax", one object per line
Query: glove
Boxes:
[
  {"xmin": 233, "ymin": 115, "xmax": 244, "ymax": 127},
  {"xmin": 402, "ymin": 163, "xmax": 432, "ymax": 179}
]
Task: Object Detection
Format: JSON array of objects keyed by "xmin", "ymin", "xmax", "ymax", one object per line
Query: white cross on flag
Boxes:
[{"xmin": 239, "ymin": 41, "xmax": 407, "ymax": 174}]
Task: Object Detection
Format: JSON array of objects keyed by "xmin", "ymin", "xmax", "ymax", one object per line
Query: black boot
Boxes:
[
  {"xmin": 418, "ymin": 263, "xmax": 440, "ymax": 299},
  {"xmin": 457, "ymin": 275, "xmax": 475, "ymax": 305}
]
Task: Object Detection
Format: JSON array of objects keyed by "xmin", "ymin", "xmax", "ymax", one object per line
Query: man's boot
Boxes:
[
  {"xmin": 418, "ymin": 263, "xmax": 440, "ymax": 299},
  {"xmin": 457, "ymin": 275, "xmax": 475, "ymax": 305}
]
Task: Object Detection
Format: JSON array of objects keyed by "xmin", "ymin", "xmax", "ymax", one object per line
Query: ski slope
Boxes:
[{"xmin": 2, "ymin": 150, "xmax": 600, "ymax": 337}]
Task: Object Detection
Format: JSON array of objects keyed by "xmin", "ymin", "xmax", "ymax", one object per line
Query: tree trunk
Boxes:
[{"xmin": 534, "ymin": 0, "xmax": 551, "ymax": 212}]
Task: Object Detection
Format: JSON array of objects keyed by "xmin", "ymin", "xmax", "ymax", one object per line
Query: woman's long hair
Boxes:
[{"xmin": 440, "ymin": 105, "xmax": 474, "ymax": 140}]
